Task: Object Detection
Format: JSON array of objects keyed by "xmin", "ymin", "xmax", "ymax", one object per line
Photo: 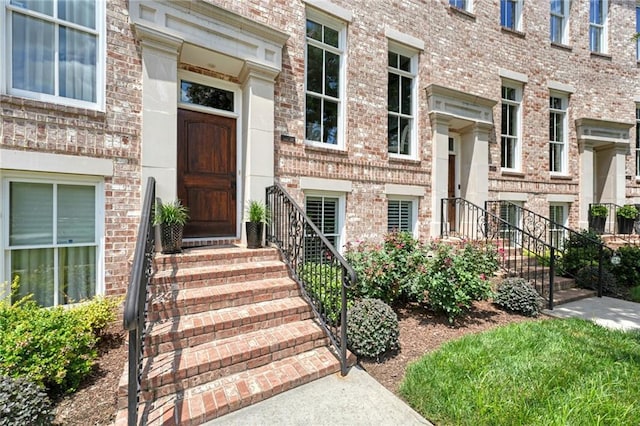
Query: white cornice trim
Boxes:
[{"xmin": 0, "ymin": 149, "xmax": 114, "ymax": 176}]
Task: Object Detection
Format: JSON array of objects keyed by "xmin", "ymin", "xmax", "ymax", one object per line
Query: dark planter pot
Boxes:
[
  {"xmin": 160, "ymin": 223, "xmax": 184, "ymax": 254},
  {"xmin": 246, "ymin": 221, "xmax": 264, "ymax": 249},
  {"xmin": 617, "ymin": 216, "xmax": 635, "ymax": 235},
  {"xmin": 589, "ymin": 216, "xmax": 606, "ymax": 234}
]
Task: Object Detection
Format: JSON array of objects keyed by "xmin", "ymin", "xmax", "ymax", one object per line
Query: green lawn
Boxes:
[{"xmin": 400, "ymin": 319, "xmax": 640, "ymax": 426}]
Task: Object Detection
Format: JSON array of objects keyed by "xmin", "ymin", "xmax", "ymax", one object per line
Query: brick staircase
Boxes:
[{"xmin": 116, "ymin": 246, "xmax": 342, "ymax": 425}]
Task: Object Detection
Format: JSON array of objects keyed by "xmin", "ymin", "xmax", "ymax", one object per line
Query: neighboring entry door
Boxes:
[
  {"xmin": 448, "ymin": 154, "xmax": 456, "ymax": 231},
  {"xmin": 178, "ymin": 109, "xmax": 236, "ymax": 238}
]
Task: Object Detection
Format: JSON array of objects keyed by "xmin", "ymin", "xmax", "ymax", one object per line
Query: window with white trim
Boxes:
[
  {"xmin": 501, "ymin": 0, "xmax": 523, "ymax": 31},
  {"xmin": 499, "ymin": 201, "xmax": 522, "ymax": 245},
  {"xmin": 501, "ymin": 82, "xmax": 522, "ymax": 170},
  {"xmin": 449, "ymin": 0, "xmax": 472, "ymax": 13},
  {"xmin": 589, "ymin": 0, "xmax": 607, "ymax": 53},
  {"xmin": 305, "ymin": 14, "xmax": 345, "ymax": 147},
  {"xmin": 549, "ymin": 93, "xmax": 568, "ymax": 174},
  {"xmin": 4, "ymin": 176, "xmax": 102, "ymax": 307},
  {"xmin": 550, "ymin": 0, "xmax": 569, "ymax": 44},
  {"xmin": 387, "ymin": 199, "xmax": 416, "ymax": 233},
  {"xmin": 387, "ymin": 46, "xmax": 416, "ymax": 157},
  {"xmin": 4, "ymin": 0, "xmax": 104, "ymax": 109},
  {"xmin": 304, "ymin": 194, "xmax": 344, "ymax": 261},
  {"xmin": 549, "ymin": 204, "xmax": 567, "ymax": 248},
  {"xmin": 636, "ymin": 107, "xmax": 640, "ymax": 177}
]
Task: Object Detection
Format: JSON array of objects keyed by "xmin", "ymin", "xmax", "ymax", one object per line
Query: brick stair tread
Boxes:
[
  {"xmin": 141, "ymin": 319, "xmax": 327, "ymax": 391},
  {"xmin": 149, "ymin": 277, "xmax": 299, "ymax": 311},
  {"xmin": 146, "ymin": 296, "xmax": 313, "ymax": 348},
  {"xmin": 139, "ymin": 346, "xmax": 341, "ymax": 426},
  {"xmin": 550, "ymin": 288, "xmax": 597, "ymax": 306},
  {"xmin": 152, "ymin": 260, "xmax": 288, "ymax": 283},
  {"xmin": 154, "ymin": 246, "xmax": 281, "ymax": 271}
]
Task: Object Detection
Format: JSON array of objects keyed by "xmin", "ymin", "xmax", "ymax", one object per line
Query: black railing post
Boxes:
[
  {"xmin": 440, "ymin": 198, "xmax": 445, "ymax": 237},
  {"xmin": 597, "ymin": 245, "xmax": 604, "ymax": 298},
  {"xmin": 548, "ymin": 246, "xmax": 555, "ymax": 310},
  {"xmin": 340, "ymin": 268, "xmax": 348, "ymax": 376}
]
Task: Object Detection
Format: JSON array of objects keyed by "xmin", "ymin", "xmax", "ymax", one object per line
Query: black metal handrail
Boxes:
[
  {"xmin": 123, "ymin": 177, "xmax": 156, "ymax": 426},
  {"xmin": 266, "ymin": 183, "xmax": 356, "ymax": 375},
  {"xmin": 441, "ymin": 198, "xmax": 606, "ymax": 309}
]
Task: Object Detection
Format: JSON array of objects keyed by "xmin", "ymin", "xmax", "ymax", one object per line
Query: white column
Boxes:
[
  {"xmin": 578, "ymin": 140, "xmax": 594, "ymax": 229},
  {"xmin": 137, "ymin": 26, "xmax": 183, "ymax": 203},
  {"xmin": 460, "ymin": 123, "xmax": 490, "ymax": 207},
  {"xmin": 429, "ymin": 113, "xmax": 451, "ymax": 237},
  {"xmin": 614, "ymin": 145, "xmax": 628, "ymax": 206}
]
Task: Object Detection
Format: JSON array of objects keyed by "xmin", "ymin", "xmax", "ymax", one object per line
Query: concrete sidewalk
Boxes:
[
  {"xmin": 544, "ymin": 296, "xmax": 640, "ymax": 331},
  {"xmin": 205, "ymin": 366, "xmax": 432, "ymax": 426}
]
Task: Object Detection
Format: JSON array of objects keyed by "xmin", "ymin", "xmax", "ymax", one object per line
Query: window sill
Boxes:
[
  {"xmin": 304, "ymin": 142, "xmax": 348, "ymax": 155},
  {"xmin": 448, "ymin": 5, "xmax": 476, "ymax": 21},
  {"xmin": 550, "ymin": 174, "xmax": 573, "ymax": 180},
  {"xmin": 550, "ymin": 42, "xmax": 572, "ymax": 52},
  {"xmin": 389, "ymin": 154, "xmax": 421, "ymax": 164},
  {"xmin": 590, "ymin": 51, "xmax": 612, "ymax": 60},
  {"xmin": 501, "ymin": 27, "xmax": 525, "ymax": 38},
  {"xmin": 501, "ymin": 170, "xmax": 525, "ymax": 178},
  {"xmin": 0, "ymin": 94, "xmax": 106, "ymax": 120}
]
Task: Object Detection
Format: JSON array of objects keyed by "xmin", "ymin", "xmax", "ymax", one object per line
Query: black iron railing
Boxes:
[
  {"xmin": 589, "ymin": 203, "xmax": 640, "ymax": 244},
  {"xmin": 266, "ymin": 183, "xmax": 356, "ymax": 375},
  {"xmin": 123, "ymin": 177, "xmax": 156, "ymax": 426},
  {"xmin": 442, "ymin": 198, "xmax": 607, "ymax": 309}
]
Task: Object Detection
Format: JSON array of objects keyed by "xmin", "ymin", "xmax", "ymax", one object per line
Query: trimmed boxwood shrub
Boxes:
[
  {"xmin": 0, "ymin": 375, "xmax": 54, "ymax": 426},
  {"xmin": 494, "ymin": 278, "xmax": 544, "ymax": 317},
  {"xmin": 347, "ymin": 298, "xmax": 399, "ymax": 360}
]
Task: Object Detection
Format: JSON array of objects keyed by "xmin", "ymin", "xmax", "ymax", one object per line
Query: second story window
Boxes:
[
  {"xmin": 549, "ymin": 94, "xmax": 568, "ymax": 174},
  {"xmin": 388, "ymin": 48, "xmax": 416, "ymax": 157},
  {"xmin": 305, "ymin": 15, "xmax": 345, "ymax": 147},
  {"xmin": 501, "ymin": 0, "xmax": 523, "ymax": 31},
  {"xmin": 501, "ymin": 83, "xmax": 522, "ymax": 171},
  {"xmin": 5, "ymin": 0, "xmax": 104, "ymax": 109},
  {"xmin": 550, "ymin": 0, "xmax": 569, "ymax": 44},
  {"xmin": 589, "ymin": 0, "xmax": 607, "ymax": 53},
  {"xmin": 449, "ymin": 0, "xmax": 471, "ymax": 13}
]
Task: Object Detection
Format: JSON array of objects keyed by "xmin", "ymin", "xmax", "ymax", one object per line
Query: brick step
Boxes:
[
  {"xmin": 148, "ymin": 277, "xmax": 301, "ymax": 322},
  {"xmin": 154, "ymin": 246, "xmax": 281, "ymax": 273},
  {"xmin": 137, "ymin": 320, "xmax": 329, "ymax": 403},
  {"xmin": 145, "ymin": 297, "xmax": 314, "ymax": 357},
  {"xmin": 151, "ymin": 260, "xmax": 290, "ymax": 291},
  {"xmin": 503, "ymin": 255, "xmax": 540, "ymax": 268},
  {"xmin": 548, "ymin": 288, "xmax": 597, "ymax": 306},
  {"xmin": 117, "ymin": 346, "xmax": 341, "ymax": 426}
]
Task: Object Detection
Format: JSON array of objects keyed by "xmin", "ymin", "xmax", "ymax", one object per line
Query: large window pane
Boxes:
[
  {"xmin": 388, "ymin": 73, "xmax": 399, "ymax": 113},
  {"xmin": 11, "ymin": 248, "xmax": 55, "ymax": 307},
  {"xmin": 306, "ymin": 45, "xmax": 323, "ymax": 94},
  {"xmin": 60, "ymin": 27, "xmax": 97, "ymax": 102},
  {"xmin": 401, "ymin": 76, "xmax": 412, "ymax": 115},
  {"xmin": 59, "ymin": 246, "xmax": 96, "ymax": 303},
  {"xmin": 59, "ymin": 0, "xmax": 96, "ymax": 29},
  {"xmin": 323, "ymin": 100, "xmax": 338, "ymax": 144},
  {"xmin": 10, "ymin": 182, "xmax": 54, "ymax": 246},
  {"xmin": 305, "ymin": 95, "xmax": 321, "ymax": 141},
  {"xmin": 325, "ymin": 51, "xmax": 340, "ymax": 98},
  {"xmin": 11, "ymin": 0, "xmax": 53, "ymax": 15},
  {"xmin": 58, "ymin": 185, "xmax": 96, "ymax": 244},
  {"xmin": 12, "ymin": 13, "xmax": 55, "ymax": 95},
  {"xmin": 388, "ymin": 115, "xmax": 399, "ymax": 153}
]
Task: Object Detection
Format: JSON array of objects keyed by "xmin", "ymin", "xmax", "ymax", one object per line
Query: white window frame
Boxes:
[
  {"xmin": 501, "ymin": 0, "xmax": 523, "ymax": 31},
  {"xmin": 304, "ymin": 10, "xmax": 347, "ymax": 150},
  {"xmin": 549, "ymin": 203, "xmax": 568, "ymax": 248},
  {"xmin": 500, "ymin": 81, "xmax": 523, "ymax": 172},
  {"xmin": 387, "ymin": 197, "xmax": 418, "ymax": 237},
  {"xmin": 304, "ymin": 191, "xmax": 346, "ymax": 253},
  {"xmin": 1, "ymin": 171, "xmax": 105, "ymax": 306},
  {"xmin": 549, "ymin": 92, "xmax": 568, "ymax": 175},
  {"xmin": 636, "ymin": 106, "xmax": 640, "ymax": 178},
  {"xmin": 1, "ymin": 0, "xmax": 106, "ymax": 111},
  {"xmin": 499, "ymin": 201, "xmax": 522, "ymax": 246},
  {"xmin": 387, "ymin": 41, "xmax": 418, "ymax": 159},
  {"xmin": 449, "ymin": 0, "xmax": 473, "ymax": 13},
  {"xmin": 589, "ymin": 0, "xmax": 608, "ymax": 54},
  {"xmin": 550, "ymin": 0, "xmax": 570, "ymax": 45}
]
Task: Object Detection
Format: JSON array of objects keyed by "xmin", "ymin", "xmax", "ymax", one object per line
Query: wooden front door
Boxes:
[
  {"xmin": 178, "ymin": 109, "xmax": 236, "ymax": 238},
  {"xmin": 448, "ymin": 154, "xmax": 456, "ymax": 231}
]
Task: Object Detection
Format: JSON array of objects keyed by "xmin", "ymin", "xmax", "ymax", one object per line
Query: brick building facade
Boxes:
[{"xmin": 1, "ymin": 0, "xmax": 639, "ymax": 304}]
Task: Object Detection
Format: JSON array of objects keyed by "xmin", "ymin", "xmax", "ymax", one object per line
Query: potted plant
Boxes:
[
  {"xmin": 588, "ymin": 204, "xmax": 608, "ymax": 234},
  {"xmin": 616, "ymin": 204, "xmax": 638, "ymax": 235},
  {"xmin": 245, "ymin": 200, "xmax": 270, "ymax": 249},
  {"xmin": 154, "ymin": 199, "xmax": 189, "ymax": 253}
]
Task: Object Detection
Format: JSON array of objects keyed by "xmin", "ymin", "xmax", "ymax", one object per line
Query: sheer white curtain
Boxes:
[{"xmin": 12, "ymin": 13, "xmax": 55, "ymax": 95}]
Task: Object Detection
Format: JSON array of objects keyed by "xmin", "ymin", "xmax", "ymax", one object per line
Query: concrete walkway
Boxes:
[
  {"xmin": 205, "ymin": 366, "xmax": 432, "ymax": 426},
  {"xmin": 544, "ymin": 296, "xmax": 640, "ymax": 331}
]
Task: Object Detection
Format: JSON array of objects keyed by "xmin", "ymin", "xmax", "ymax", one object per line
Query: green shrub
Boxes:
[
  {"xmin": 0, "ymin": 375, "xmax": 54, "ymax": 426},
  {"xmin": 610, "ymin": 246, "xmax": 640, "ymax": 287},
  {"xmin": 423, "ymin": 242, "xmax": 495, "ymax": 323},
  {"xmin": 346, "ymin": 298, "xmax": 399, "ymax": 360},
  {"xmin": 630, "ymin": 286, "xmax": 640, "ymax": 303},
  {"xmin": 560, "ymin": 230, "xmax": 609, "ymax": 276},
  {"xmin": 493, "ymin": 278, "xmax": 544, "ymax": 317},
  {"xmin": 575, "ymin": 265, "xmax": 618, "ymax": 295},
  {"xmin": 298, "ymin": 262, "xmax": 352, "ymax": 325},
  {"xmin": 0, "ymin": 297, "xmax": 97, "ymax": 395},
  {"xmin": 345, "ymin": 232, "xmax": 428, "ymax": 304},
  {"xmin": 69, "ymin": 295, "xmax": 122, "ymax": 336}
]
